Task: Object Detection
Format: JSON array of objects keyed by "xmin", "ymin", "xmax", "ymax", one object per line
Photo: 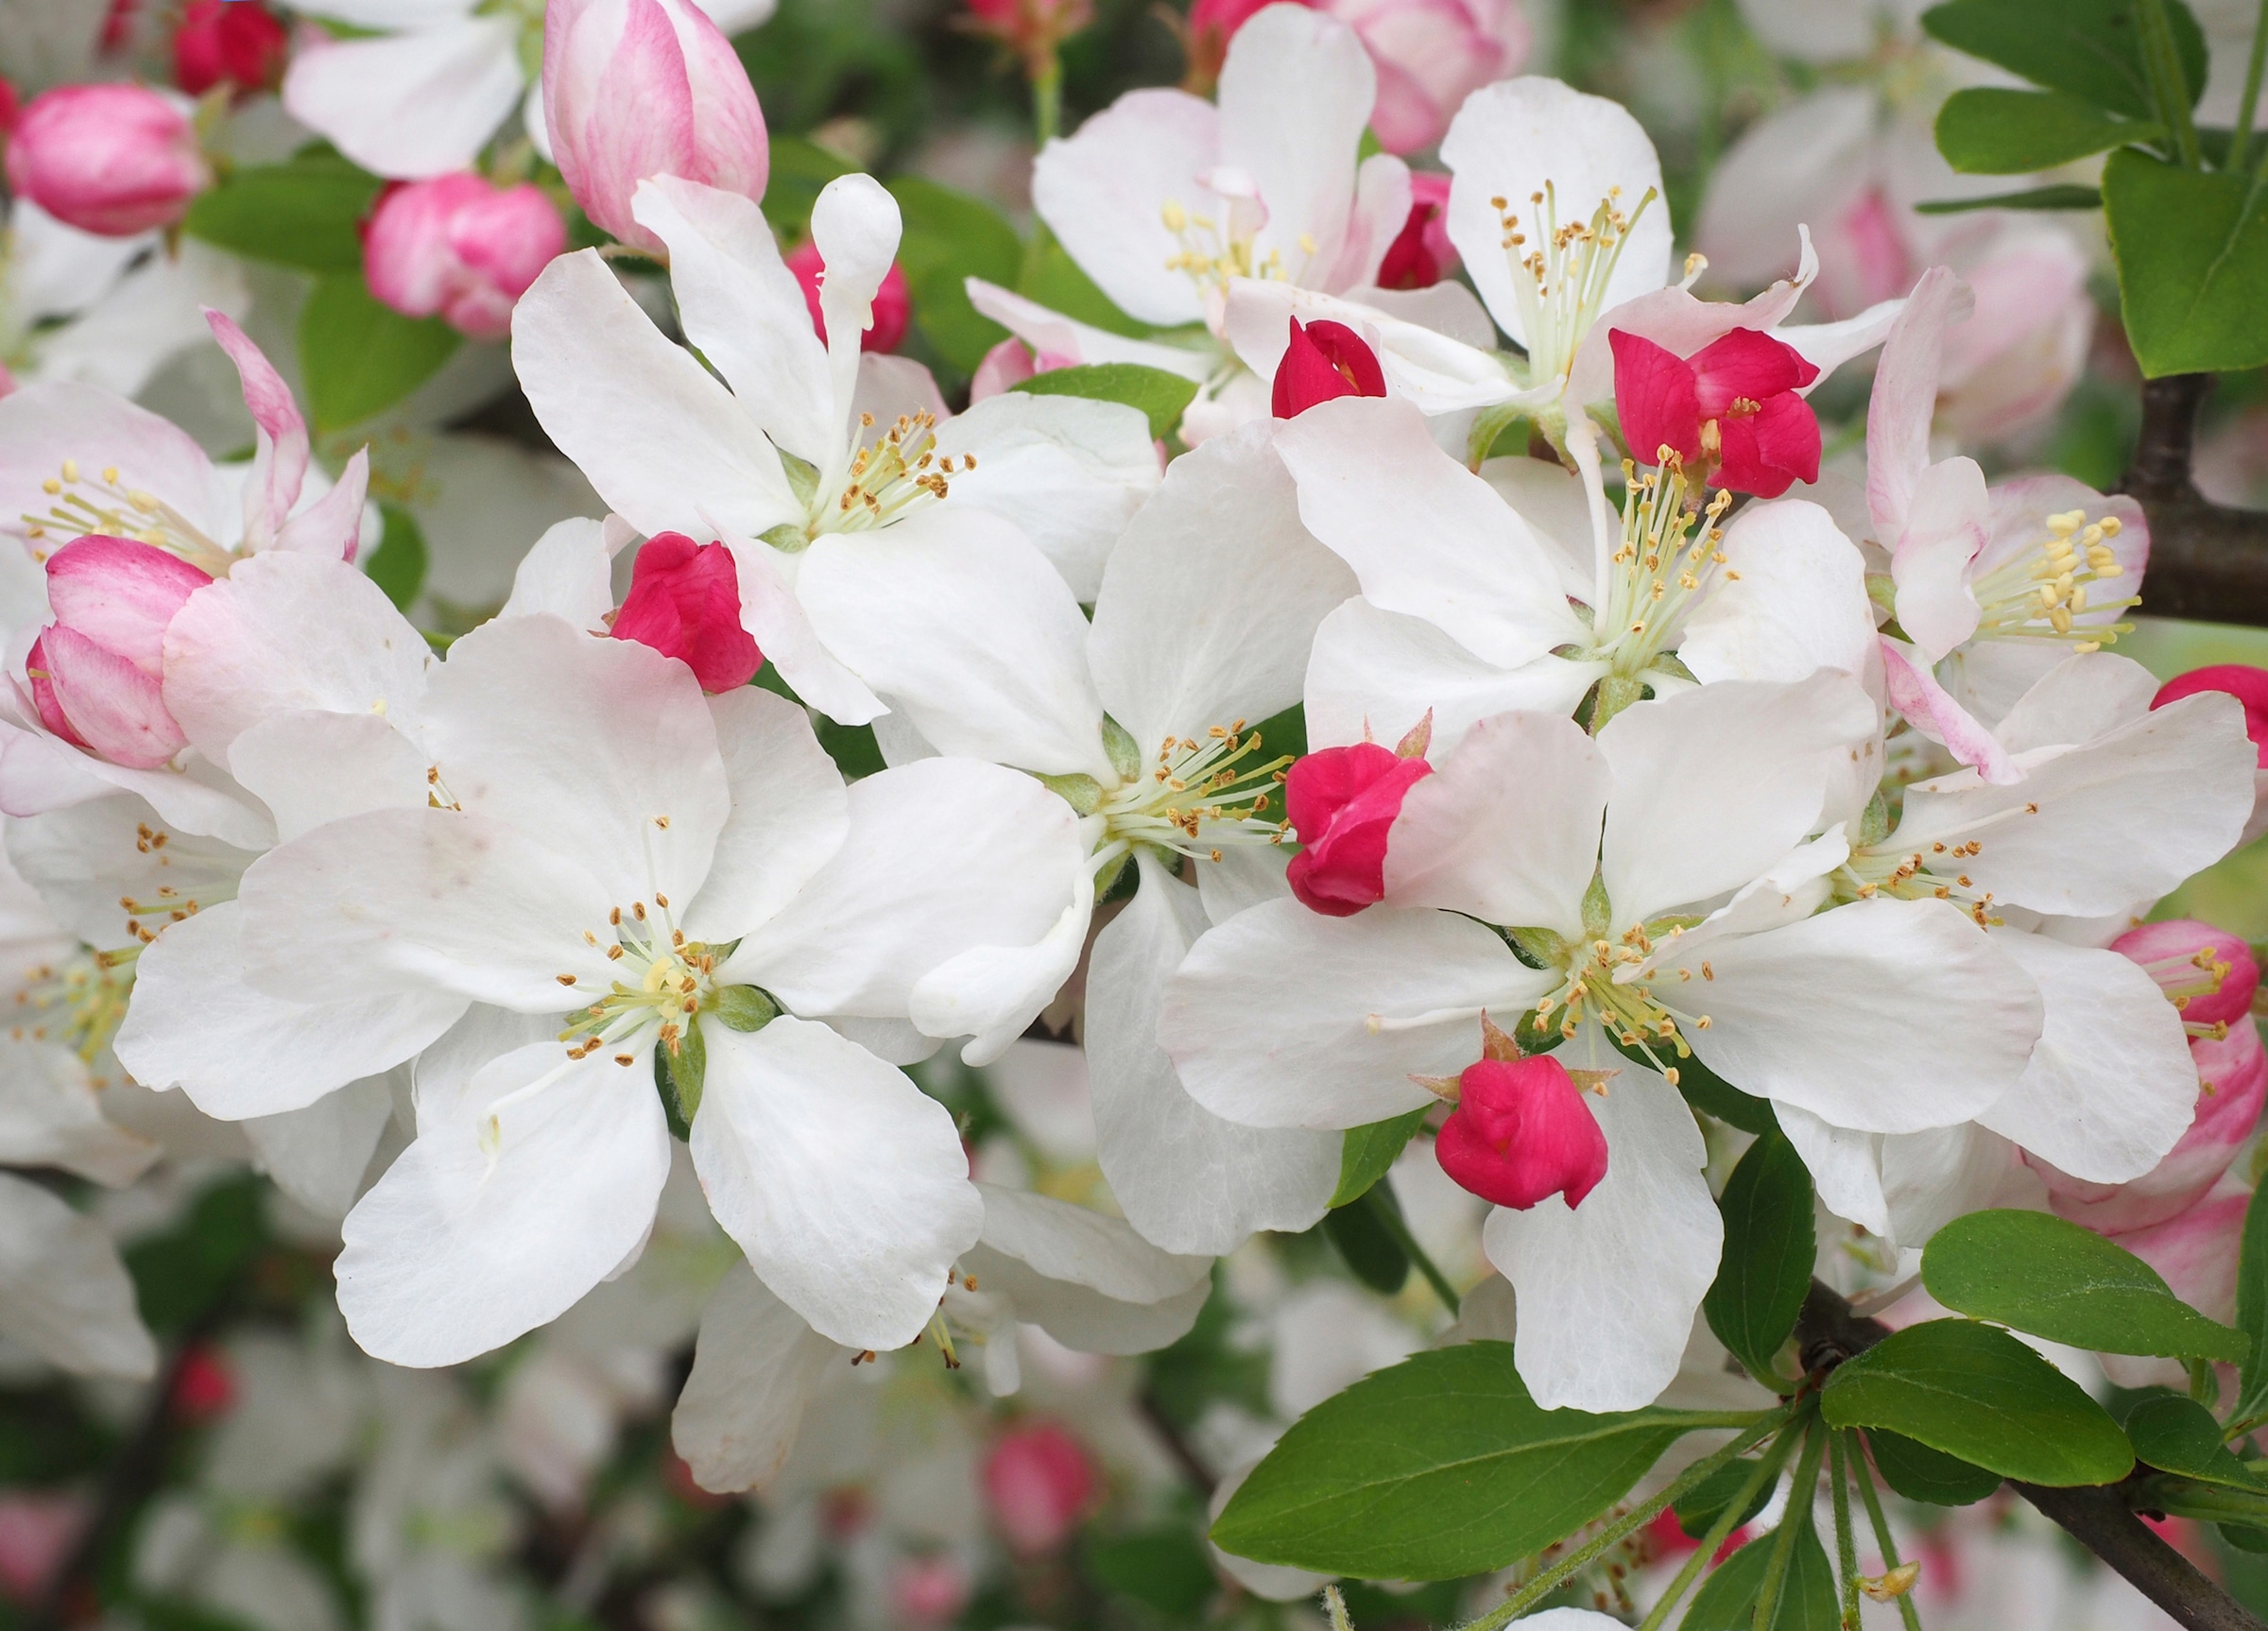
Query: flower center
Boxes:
[
  {"xmin": 22, "ymin": 458, "xmax": 232, "ymax": 575},
  {"xmin": 12, "ymin": 948, "xmax": 134, "ymax": 1082},
  {"xmin": 782, "ymin": 412, "xmax": 969, "ymax": 546},
  {"xmin": 1490, "ymin": 182, "xmax": 1655, "ymax": 390},
  {"xmin": 1590, "ymin": 454, "xmax": 1734, "ymax": 678},
  {"xmin": 1519, "ymin": 913, "xmax": 1710, "ymax": 1087},
  {"xmin": 1159, "ymin": 189, "xmax": 1298, "ymax": 300},
  {"xmin": 1092, "ymin": 720, "xmax": 1290, "ymax": 866},
  {"xmin": 558, "ymin": 897, "xmax": 719, "ymax": 1066},
  {"xmin": 1832, "ymin": 800, "xmax": 2044, "ymax": 928},
  {"xmin": 1967, "ymin": 508, "xmax": 2136, "ymax": 654}
]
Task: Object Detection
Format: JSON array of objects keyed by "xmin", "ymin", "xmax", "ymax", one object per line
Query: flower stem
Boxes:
[
  {"xmin": 2231, "ymin": 0, "xmax": 2268, "ymax": 171},
  {"xmin": 1750, "ymin": 1420, "xmax": 1827, "ymax": 1629},
  {"xmin": 1634, "ymin": 1416, "xmax": 1807, "ymax": 1631},
  {"xmin": 1830, "ymin": 1431, "xmax": 1862, "ymax": 1630},
  {"xmin": 1851, "ymin": 1433, "xmax": 1925, "ymax": 1631},
  {"xmin": 2138, "ymin": 0, "xmax": 2204, "ymax": 168}
]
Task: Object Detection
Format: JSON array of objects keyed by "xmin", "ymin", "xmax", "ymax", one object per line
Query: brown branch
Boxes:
[
  {"xmin": 1793, "ymin": 1280, "xmax": 2266, "ymax": 1631},
  {"xmin": 2117, "ymin": 373, "xmax": 2268, "ymax": 627}
]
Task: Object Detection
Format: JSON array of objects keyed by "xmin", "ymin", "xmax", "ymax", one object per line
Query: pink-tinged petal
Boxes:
[
  {"xmin": 1282, "ymin": 741, "xmax": 1432, "ymax": 916},
  {"xmin": 23, "ymin": 636, "xmax": 85, "ymax": 749},
  {"xmin": 1889, "ymin": 455, "xmax": 1990, "ymax": 661},
  {"xmin": 2156, "ymin": 665, "xmax": 2268, "ymax": 768},
  {"xmin": 983, "ymin": 1421, "xmax": 1097, "ymax": 1554},
  {"xmin": 1880, "ymin": 636, "xmax": 2015, "ymax": 784},
  {"xmin": 1437, "ymin": 1053, "xmax": 1608, "ymax": 1210},
  {"xmin": 2110, "ymin": 1175, "xmax": 2250, "ymax": 1326},
  {"xmin": 1270, "ymin": 317, "xmax": 1386, "ymax": 418},
  {"xmin": 43, "ymin": 535, "xmax": 211, "ymax": 676},
  {"xmin": 34, "ymin": 624, "xmax": 185, "ymax": 768},
  {"xmin": 546, "ymin": 0, "xmax": 696, "ymax": 255},
  {"xmin": 2113, "ymin": 919, "xmax": 2260, "ymax": 1027},
  {"xmin": 1866, "ymin": 266, "xmax": 1970, "ymax": 543},
  {"xmin": 4, "ymin": 84, "xmax": 209, "ymax": 236},
  {"xmin": 202, "ymin": 308, "xmax": 307, "ymax": 551},
  {"xmin": 270, "ymin": 447, "xmax": 369, "ymax": 560},
  {"xmin": 1608, "ymin": 327, "xmax": 1698, "ymax": 467},
  {"xmin": 969, "ymin": 337, "xmax": 1037, "ymax": 401}
]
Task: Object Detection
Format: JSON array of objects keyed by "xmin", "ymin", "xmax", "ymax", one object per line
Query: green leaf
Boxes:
[
  {"xmin": 1331, "ymin": 1107, "xmax": 1430, "ymax": 1208},
  {"xmin": 1820, "ymin": 1319, "xmax": 2134, "ymax": 1486},
  {"xmin": 1704, "ymin": 1131, "xmax": 1813, "ymax": 1387},
  {"xmin": 1921, "ymin": 0, "xmax": 2206, "ymax": 120},
  {"xmin": 1923, "ymin": 1208, "xmax": 2245, "ymax": 1360},
  {"xmin": 1010, "ymin": 363, "xmax": 1199, "ymax": 441},
  {"xmin": 2126, "ymin": 1396, "xmax": 2265, "ymax": 1489},
  {"xmin": 886, "ymin": 178, "xmax": 1021, "ymax": 376},
  {"xmin": 2128, "ymin": 1470, "xmax": 2268, "ymax": 1525},
  {"xmin": 1083, "ymin": 1529, "xmax": 1216, "ymax": 1616},
  {"xmin": 298, "ymin": 277, "xmax": 460, "ymax": 433},
  {"xmin": 1673, "ymin": 1456, "xmax": 1776, "ymax": 1538},
  {"xmin": 1210, "ymin": 1341, "xmax": 1739, "ymax": 1578},
  {"xmin": 1017, "ymin": 240, "xmax": 1154, "ymax": 338},
  {"xmin": 1914, "ymin": 184, "xmax": 2105, "ymax": 214},
  {"xmin": 1680, "ymin": 1518, "xmax": 1839, "ymax": 1630},
  {"xmin": 363, "ymin": 503, "xmax": 427, "ymax": 610},
  {"xmin": 182, "ymin": 149, "xmax": 385, "ymax": 272},
  {"xmin": 2235, "ymin": 1181, "xmax": 2268, "ymax": 1428},
  {"xmin": 2225, "ymin": 1522, "xmax": 2268, "ymax": 1552},
  {"xmin": 1864, "ymin": 1428, "xmax": 2002, "ymax": 1505},
  {"xmin": 1322, "ymin": 1186, "xmax": 1408, "ymax": 1295},
  {"xmin": 1936, "ymin": 87, "xmax": 2164, "ymax": 172},
  {"xmin": 2105, "ymin": 146, "xmax": 2268, "ymax": 377},
  {"xmin": 759, "ymin": 134, "xmax": 854, "ymax": 236},
  {"xmin": 665, "ymin": 1020, "xmax": 705, "ymax": 1122}
]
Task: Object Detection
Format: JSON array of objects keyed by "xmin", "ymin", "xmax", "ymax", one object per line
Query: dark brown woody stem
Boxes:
[{"xmin": 2118, "ymin": 372, "xmax": 2268, "ymax": 627}]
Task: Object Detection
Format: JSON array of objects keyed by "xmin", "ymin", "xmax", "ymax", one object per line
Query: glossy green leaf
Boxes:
[
  {"xmin": 1820, "ymin": 1320, "xmax": 2134, "ymax": 1486},
  {"xmin": 1322, "ymin": 1187, "xmax": 1408, "ymax": 1294},
  {"xmin": 298, "ymin": 276, "xmax": 460, "ymax": 433},
  {"xmin": 2126, "ymin": 1396, "xmax": 2264, "ymax": 1489},
  {"xmin": 182, "ymin": 149, "xmax": 385, "ymax": 272},
  {"xmin": 2105, "ymin": 146, "xmax": 2268, "ymax": 377},
  {"xmin": 886, "ymin": 177, "xmax": 1021, "ymax": 375},
  {"xmin": 363, "ymin": 504, "xmax": 426, "ymax": 611},
  {"xmin": 1921, "ymin": 0, "xmax": 2205, "ymax": 119},
  {"xmin": 1703, "ymin": 1132, "xmax": 1813, "ymax": 1386},
  {"xmin": 1673, "ymin": 1455, "xmax": 1776, "ymax": 1538},
  {"xmin": 2229, "ymin": 1179, "xmax": 2268, "ymax": 1427},
  {"xmin": 1923, "ymin": 1208, "xmax": 2245, "ymax": 1360},
  {"xmin": 1331, "ymin": 1107, "xmax": 1430, "ymax": 1208},
  {"xmin": 1680, "ymin": 1518, "xmax": 1838, "ymax": 1630},
  {"xmin": 1864, "ymin": 1428, "xmax": 2002, "ymax": 1505},
  {"xmin": 2226, "ymin": 1522, "xmax": 2268, "ymax": 1552},
  {"xmin": 1935, "ymin": 87, "xmax": 2163, "ymax": 172},
  {"xmin": 2129, "ymin": 1471, "xmax": 2268, "ymax": 1526},
  {"xmin": 1211, "ymin": 1341, "xmax": 1742, "ymax": 1578},
  {"xmin": 1010, "ymin": 363, "xmax": 1198, "ymax": 441},
  {"xmin": 1915, "ymin": 184, "xmax": 2105, "ymax": 214}
]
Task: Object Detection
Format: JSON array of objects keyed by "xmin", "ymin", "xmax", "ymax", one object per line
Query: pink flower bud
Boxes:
[
  {"xmin": 169, "ymin": 1341, "xmax": 237, "ymax": 1421},
  {"xmin": 888, "ymin": 1555, "xmax": 971, "ymax": 1625},
  {"xmin": 0, "ymin": 78, "xmax": 19, "ymax": 138},
  {"xmin": 26, "ymin": 535, "xmax": 211, "ymax": 769},
  {"xmin": 1317, "ymin": 0, "xmax": 1527, "ymax": 155},
  {"xmin": 2155, "ymin": 665, "xmax": 2268, "ymax": 768},
  {"xmin": 1272, "ymin": 317, "xmax": 1385, "ymax": 419},
  {"xmin": 1180, "ymin": 0, "xmax": 1290, "ymax": 94},
  {"xmin": 1283, "ymin": 739, "xmax": 1431, "ymax": 916},
  {"xmin": 981, "ymin": 1419, "xmax": 1096, "ymax": 1554},
  {"xmin": 2113, "ymin": 919, "xmax": 2259, "ymax": 1029},
  {"xmin": 1436, "ymin": 1052, "xmax": 1609, "ymax": 1210},
  {"xmin": 962, "ymin": 0, "xmax": 1094, "ymax": 79},
  {"xmin": 173, "ymin": 0, "xmax": 288, "ymax": 99},
  {"xmin": 5, "ymin": 84, "xmax": 211, "ymax": 237},
  {"xmin": 363, "ymin": 174, "xmax": 566, "ymax": 342},
  {"xmin": 1609, "ymin": 326, "xmax": 1821, "ymax": 499},
  {"xmin": 542, "ymin": 0, "xmax": 768, "ymax": 259},
  {"xmin": 783, "ymin": 240, "xmax": 910, "ymax": 354},
  {"xmin": 610, "ymin": 532, "xmax": 762, "ymax": 692},
  {"xmin": 0, "ymin": 1492, "xmax": 85, "ymax": 1604},
  {"xmin": 971, "ymin": 337, "xmax": 1036, "ymax": 401},
  {"xmin": 1375, "ymin": 171, "xmax": 1454, "ymax": 290}
]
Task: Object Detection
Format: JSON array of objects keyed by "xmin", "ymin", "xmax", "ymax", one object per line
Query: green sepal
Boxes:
[
  {"xmin": 665, "ymin": 1019, "xmax": 706, "ymax": 1124},
  {"xmin": 1034, "ymin": 771, "xmax": 1104, "ymax": 816},
  {"xmin": 1101, "ymin": 713, "xmax": 1142, "ymax": 781},
  {"xmin": 712, "ymin": 985, "xmax": 780, "ymax": 1032},
  {"xmin": 1330, "ymin": 1107, "xmax": 1432, "ymax": 1209}
]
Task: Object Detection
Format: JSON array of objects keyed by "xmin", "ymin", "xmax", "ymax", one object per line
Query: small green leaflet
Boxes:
[
  {"xmin": 1864, "ymin": 1428, "xmax": 2002, "ymax": 1505},
  {"xmin": 2125, "ymin": 1396, "xmax": 2265, "ymax": 1490},
  {"xmin": 1010, "ymin": 364, "xmax": 1200, "ymax": 442},
  {"xmin": 1920, "ymin": 0, "xmax": 2206, "ymax": 121},
  {"xmin": 1210, "ymin": 1341, "xmax": 1746, "ymax": 1579},
  {"xmin": 1934, "ymin": 88, "xmax": 2163, "ymax": 173},
  {"xmin": 1330, "ymin": 1107, "xmax": 1430, "ymax": 1208},
  {"xmin": 1703, "ymin": 1131, "xmax": 1813, "ymax": 1387},
  {"xmin": 1820, "ymin": 1320, "xmax": 2133, "ymax": 1486},
  {"xmin": 1679, "ymin": 1517, "xmax": 1838, "ymax": 1630},
  {"xmin": 2105, "ymin": 148, "xmax": 2268, "ymax": 377},
  {"xmin": 1923, "ymin": 1208, "xmax": 2245, "ymax": 1360},
  {"xmin": 298, "ymin": 276, "xmax": 460, "ymax": 433}
]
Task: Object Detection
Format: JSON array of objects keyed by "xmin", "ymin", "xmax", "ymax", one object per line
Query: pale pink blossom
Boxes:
[
  {"xmin": 1320, "ymin": 0, "xmax": 1528, "ymax": 154},
  {"xmin": 982, "ymin": 1419, "xmax": 1096, "ymax": 1554},
  {"xmin": 362, "ymin": 174, "xmax": 566, "ymax": 341},
  {"xmin": 4, "ymin": 84, "xmax": 209, "ymax": 237}
]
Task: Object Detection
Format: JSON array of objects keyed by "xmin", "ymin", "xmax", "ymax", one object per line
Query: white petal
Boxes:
[
  {"xmin": 1694, "ymin": 88, "xmax": 1875, "ymax": 288},
  {"xmin": 1089, "ymin": 857, "xmax": 1340, "ymax": 1252},
  {"xmin": 974, "ymin": 1181, "xmax": 1211, "ymax": 1303},
  {"xmin": 0, "ymin": 1171, "xmax": 155, "ymax": 1377},
  {"xmin": 1977, "ymin": 934, "xmax": 2198, "ymax": 1184},
  {"xmin": 1441, "ymin": 78, "xmax": 1671, "ymax": 352},
  {"xmin": 1776, "ymin": 1103, "xmax": 1889, "ymax": 1236},
  {"xmin": 684, "ymin": 686, "xmax": 849, "ymax": 943},
  {"xmin": 964, "ymin": 279, "xmax": 1217, "ymax": 380},
  {"xmin": 0, "ymin": 719, "xmax": 271, "ymax": 850},
  {"xmin": 513, "ymin": 249, "xmax": 799, "ymax": 541},
  {"xmin": 337, "ymin": 1024, "xmax": 673, "ymax": 1366},
  {"xmin": 500, "ymin": 517, "xmax": 618, "ymax": 628},
  {"xmin": 1089, "ymin": 421, "xmax": 1356, "ymax": 747},
  {"xmin": 1482, "ymin": 1026, "xmax": 1718, "ymax": 1411},
  {"xmin": 1274, "ymin": 396, "xmax": 1586, "ymax": 669},
  {"xmin": 1991, "ymin": 650, "xmax": 2158, "ymax": 755},
  {"xmin": 796, "ymin": 510, "xmax": 1112, "ymax": 778},
  {"xmin": 423, "ymin": 615, "xmax": 729, "ymax": 911},
  {"xmin": 932, "ymin": 392, "xmax": 1160, "ymax": 603},
  {"xmin": 632, "ymin": 177, "xmax": 837, "ymax": 471},
  {"xmin": 811, "ymin": 177, "xmax": 904, "ymax": 465},
  {"xmin": 689, "ymin": 1015, "xmax": 982, "ymax": 1348},
  {"xmin": 1303, "ymin": 598, "xmax": 1603, "ymax": 754},
  {"xmin": 910, "ymin": 867, "xmax": 1093, "ymax": 1066},
  {"xmin": 1891, "ymin": 455, "xmax": 1991, "ymax": 661},
  {"xmin": 1676, "ymin": 500, "xmax": 1876, "ymax": 686},
  {"xmin": 112, "ymin": 900, "xmax": 469, "ymax": 1118},
  {"xmin": 718, "ymin": 531, "xmax": 885, "ymax": 726},
  {"xmin": 724, "ymin": 758, "xmax": 1088, "ymax": 1019},
  {"xmin": 671, "ymin": 1262, "xmax": 847, "ymax": 1493},
  {"xmin": 4, "ymin": 791, "xmax": 254, "ymax": 947},
  {"xmin": 0, "ymin": 1035, "xmax": 155, "ymax": 1185},
  {"xmin": 281, "ymin": 20, "xmax": 523, "ymax": 180},
  {"xmin": 0, "ymin": 381, "xmax": 227, "ymax": 553},
  {"xmin": 1195, "ymin": 841, "xmax": 1290, "ymax": 924},
  {"xmin": 1384, "ymin": 709, "xmax": 1608, "ymax": 938},
  {"xmin": 1668, "ymin": 898, "xmax": 2043, "ymax": 1135},
  {"xmin": 1030, "ymin": 90, "xmax": 1216, "ymax": 328},
  {"xmin": 1161, "ymin": 892, "xmax": 1550, "ymax": 1129},
  {"xmin": 242, "ymin": 1073, "xmax": 395, "ymax": 1217},
  {"xmin": 1598, "ymin": 677, "xmax": 1877, "ymax": 926},
  {"xmin": 227, "ymin": 709, "xmax": 429, "ymax": 843},
  {"xmin": 1866, "ymin": 266, "xmax": 1970, "ymax": 543},
  {"xmin": 1216, "ymin": 6, "xmax": 1374, "ymax": 285}
]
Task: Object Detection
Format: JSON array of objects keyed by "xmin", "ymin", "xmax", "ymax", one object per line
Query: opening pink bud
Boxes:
[
  {"xmin": 784, "ymin": 241, "xmax": 910, "ymax": 354},
  {"xmin": 173, "ymin": 0, "xmax": 288, "ymax": 99},
  {"xmin": 1376, "ymin": 171, "xmax": 1454, "ymax": 290},
  {"xmin": 2154, "ymin": 665, "xmax": 2268, "ymax": 767},
  {"xmin": 542, "ymin": 0, "xmax": 768, "ymax": 258},
  {"xmin": 1272, "ymin": 317, "xmax": 1386, "ymax": 420},
  {"xmin": 25, "ymin": 535, "xmax": 210, "ymax": 768},
  {"xmin": 1283, "ymin": 740, "xmax": 1431, "ymax": 916},
  {"xmin": 2113, "ymin": 919, "xmax": 2259, "ymax": 1029},
  {"xmin": 5, "ymin": 83, "xmax": 211, "ymax": 237},
  {"xmin": 1609, "ymin": 326, "xmax": 1821, "ymax": 499},
  {"xmin": 981, "ymin": 1419, "xmax": 1096, "ymax": 1554},
  {"xmin": 610, "ymin": 533, "xmax": 762, "ymax": 692},
  {"xmin": 1436, "ymin": 1053, "xmax": 1610, "ymax": 1210},
  {"xmin": 364, "ymin": 174, "xmax": 567, "ymax": 342}
]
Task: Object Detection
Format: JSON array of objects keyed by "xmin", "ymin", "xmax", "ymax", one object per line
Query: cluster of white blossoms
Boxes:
[{"xmin": 0, "ymin": 0, "xmax": 2259, "ymax": 1526}]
